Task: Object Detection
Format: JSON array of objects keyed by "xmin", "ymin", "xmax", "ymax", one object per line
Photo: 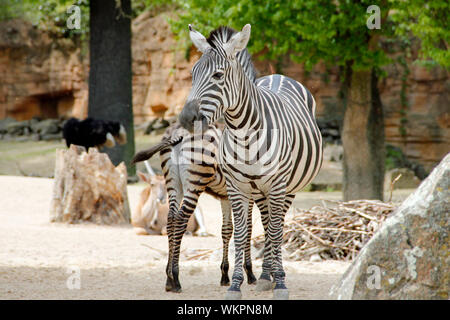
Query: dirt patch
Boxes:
[{"xmin": 0, "ymin": 175, "xmax": 353, "ymax": 300}]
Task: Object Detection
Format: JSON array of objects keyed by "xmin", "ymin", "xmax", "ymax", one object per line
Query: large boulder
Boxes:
[{"xmin": 330, "ymin": 153, "xmax": 449, "ymax": 300}]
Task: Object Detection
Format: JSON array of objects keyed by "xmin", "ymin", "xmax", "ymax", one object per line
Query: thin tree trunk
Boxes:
[
  {"xmin": 88, "ymin": 0, "xmax": 135, "ymax": 177},
  {"xmin": 342, "ymin": 69, "xmax": 385, "ymax": 200}
]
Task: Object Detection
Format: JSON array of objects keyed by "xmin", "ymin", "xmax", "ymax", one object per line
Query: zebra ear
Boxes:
[
  {"xmin": 189, "ymin": 24, "xmax": 211, "ymax": 53},
  {"xmin": 224, "ymin": 24, "xmax": 251, "ymax": 57}
]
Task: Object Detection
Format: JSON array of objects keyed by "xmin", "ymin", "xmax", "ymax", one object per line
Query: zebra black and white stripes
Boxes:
[{"xmin": 179, "ymin": 24, "xmax": 323, "ymax": 300}]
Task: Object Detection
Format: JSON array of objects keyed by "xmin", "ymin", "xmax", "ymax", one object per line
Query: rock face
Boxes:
[
  {"xmin": 131, "ymin": 12, "xmax": 201, "ymax": 121},
  {"xmin": 330, "ymin": 153, "xmax": 449, "ymax": 300},
  {"xmin": 0, "ymin": 19, "xmax": 88, "ymax": 121}
]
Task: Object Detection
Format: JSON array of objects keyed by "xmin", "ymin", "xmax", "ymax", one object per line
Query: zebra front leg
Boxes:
[
  {"xmin": 219, "ymin": 199, "xmax": 232, "ymax": 286},
  {"xmin": 221, "ymin": 199, "xmax": 256, "ymax": 286},
  {"xmin": 269, "ymin": 192, "xmax": 294, "ymax": 300},
  {"xmin": 244, "ymin": 199, "xmax": 257, "ymax": 285},
  {"xmin": 224, "ymin": 193, "xmax": 250, "ymax": 300},
  {"xmin": 255, "ymin": 197, "xmax": 273, "ymax": 291}
]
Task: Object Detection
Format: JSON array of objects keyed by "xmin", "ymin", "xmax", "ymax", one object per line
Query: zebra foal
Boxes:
[
  {"xmin": 132, "ymin": 122, "xmax": 257, "ymax": 292},
  {"xmin": 179, "ymin": 25, "xmax": 323, "ymax": 300}
]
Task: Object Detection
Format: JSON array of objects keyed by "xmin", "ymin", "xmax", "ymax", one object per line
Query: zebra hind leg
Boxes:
[
  {"xmin": 165, "ymin": 203, "xmax": 182, "ymax": 293},
  {"xmin": 170, "ymin": 196, "xmax": 200, "ymax": 293}
]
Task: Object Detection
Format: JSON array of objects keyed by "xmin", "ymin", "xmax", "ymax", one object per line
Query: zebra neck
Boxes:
[{"xmin": 224, "ymin": 73, "xmax": 262, "ymax": 132}]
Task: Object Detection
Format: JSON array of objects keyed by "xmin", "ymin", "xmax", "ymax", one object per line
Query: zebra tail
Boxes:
[{"xmin": 131, "ymin": 136, "xmax": 183, "ymax": 165}]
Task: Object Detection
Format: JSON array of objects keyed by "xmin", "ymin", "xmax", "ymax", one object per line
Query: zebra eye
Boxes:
[{"xmin": 212, "ymin": 71, "xmax": 224, "ymax": 80}]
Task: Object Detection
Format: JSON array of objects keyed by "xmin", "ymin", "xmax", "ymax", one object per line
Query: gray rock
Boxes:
[
  {"xmin": 40, "ymin": 132, "xmax": 63, "ymax": 141},
  {"xmin": 384, "ymin": 168, "xmax": 421, "ymax": 191},
  {"xmin": 330, "ymin": 153, "xmax": 449, "ymax": 300},
  {"xmin": 0, "ymin": 118, "xmax": 17, "ymax": 133},
  {"xmin": 144, "ymin": 118, "xmax": 170, "ymax": 135},
  {"xmin": 31, "ymin": 119, "xmax": 60, "ymax": 135},
  {"xmin": 6, "ymin": 120, "xmax": 29, "ymax": 135}
]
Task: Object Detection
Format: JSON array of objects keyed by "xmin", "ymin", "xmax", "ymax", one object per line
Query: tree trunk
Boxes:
[
  {"xmin": 342, "ymin": 69, "xmax": 385, "ymax": 200},
  {"xmin": 88, "ymin": 0, "xmax": 135, "ymax": 176},
  {"xmin": 50, "ymin": 145, "xmax": 131, "ymax": 224}
]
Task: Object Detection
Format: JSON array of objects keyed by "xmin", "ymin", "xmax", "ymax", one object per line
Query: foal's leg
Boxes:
[{"xmin": 170, "ymin": 189, "xmax": 201, "ymax": 292}]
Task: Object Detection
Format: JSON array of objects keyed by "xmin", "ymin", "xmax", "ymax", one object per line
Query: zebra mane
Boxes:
[
  {"xmin": 206, "ymin": 26, "xmax": 236, "ymax": 49},
  {"xmin": 206, "ymin": 26, "xmax": 258, "ymax": 83}
]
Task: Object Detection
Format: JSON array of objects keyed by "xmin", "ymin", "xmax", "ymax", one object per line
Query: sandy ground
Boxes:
[{"xmin": 0, "ymin": 175, "xmax": 413, "ymax": 300}]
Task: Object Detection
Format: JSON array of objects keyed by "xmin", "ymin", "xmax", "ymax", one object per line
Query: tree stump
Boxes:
[{"xmin": 50, "ymin": 145, "xmax": 131, "ymax": 224}]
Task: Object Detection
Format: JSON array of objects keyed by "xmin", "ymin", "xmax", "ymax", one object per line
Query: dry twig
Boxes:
[
  {"xmin": 253, "ymin": 199, "xmax": 397, "ymax": 261},
  {"xmin": 182, "ymin": 199, "xmax": 398, "ymax": 262}
]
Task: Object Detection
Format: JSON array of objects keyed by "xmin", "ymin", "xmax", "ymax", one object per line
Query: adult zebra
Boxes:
[
  {"xmin": 132, "ymin": 122, "xmax": 258, "ymax": 292},
  {"xmin": 179, "ymin": 25, "xmax": 323, "ymax": 300},
  {"xmin": 132, "ymin": 30, "xmax": 261, "ymax": 292}
]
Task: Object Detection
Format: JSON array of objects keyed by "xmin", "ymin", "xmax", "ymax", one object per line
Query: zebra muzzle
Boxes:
[{"xmin": 179, "ymin": 99, "xmax": 204, "ymax": 133}]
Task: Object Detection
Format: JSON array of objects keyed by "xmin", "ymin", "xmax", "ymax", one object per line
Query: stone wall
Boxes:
[
  {"xmin": 131, "ymin": 12, "xmax": 200, "ymax": 121},
  {"xmin": 0, "ymin": 19, "xmax": 88, "ymax": 121},
  {"xmin": 0, "ymin": 13, "xmax": 448, "ymax": 172}
]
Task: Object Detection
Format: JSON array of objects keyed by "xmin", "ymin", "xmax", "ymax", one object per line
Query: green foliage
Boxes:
[
  {"xmin": 0, "ymin": 0, "xmax": 35, "ymax": 20},
  {"xmin": 166, "ymin": 0, "xmax": 394, "ymax": 71},
  {"xmin": 4, "ymin": 0, "xmax": 446, "ymax": 69},
  {"xmin": 385, "ymin": 144, "xmax": 407, "ymax": 171},
  {"xmin": 390, "ymin": 0, "xmax": 450, "ymax": 68},
  {"xmin": 162, "ymin": 0, "xmax": 448, "ymax": 70},
  {"xmin": 1, "ymin": 0, "xmax": 178, "ymax": 37},
  {"xmin": 0, "ymin": 0, "xmax": 89, "ymax": 38}
]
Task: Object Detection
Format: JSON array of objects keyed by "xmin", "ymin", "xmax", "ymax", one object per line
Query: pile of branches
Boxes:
[{"xmin": 253, "ymin": 199, "xmax": 397, "ymax": 261}]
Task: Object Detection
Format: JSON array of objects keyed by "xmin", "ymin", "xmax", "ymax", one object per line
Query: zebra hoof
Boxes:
[
  {"xmin": 220, "ymin": 277, "xmax": 230, "ymax": 286},
  {"xmin": 256, "ymin": 279, "xmax": 272, "ymax": 292},
  {"xmin": 247, "ymin": 274, "xmax": 257, "ymax": 285},
  {"xmin": 165, "ymin": 277, "xmax": 182, "ymax": 293},
  {"xmin": 273, "ymin": 288, "xmax": 289, "ymax": 300},
  {"xmin": 224, "ymin": 290, "xmax": 242, "ymax": 300}
]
